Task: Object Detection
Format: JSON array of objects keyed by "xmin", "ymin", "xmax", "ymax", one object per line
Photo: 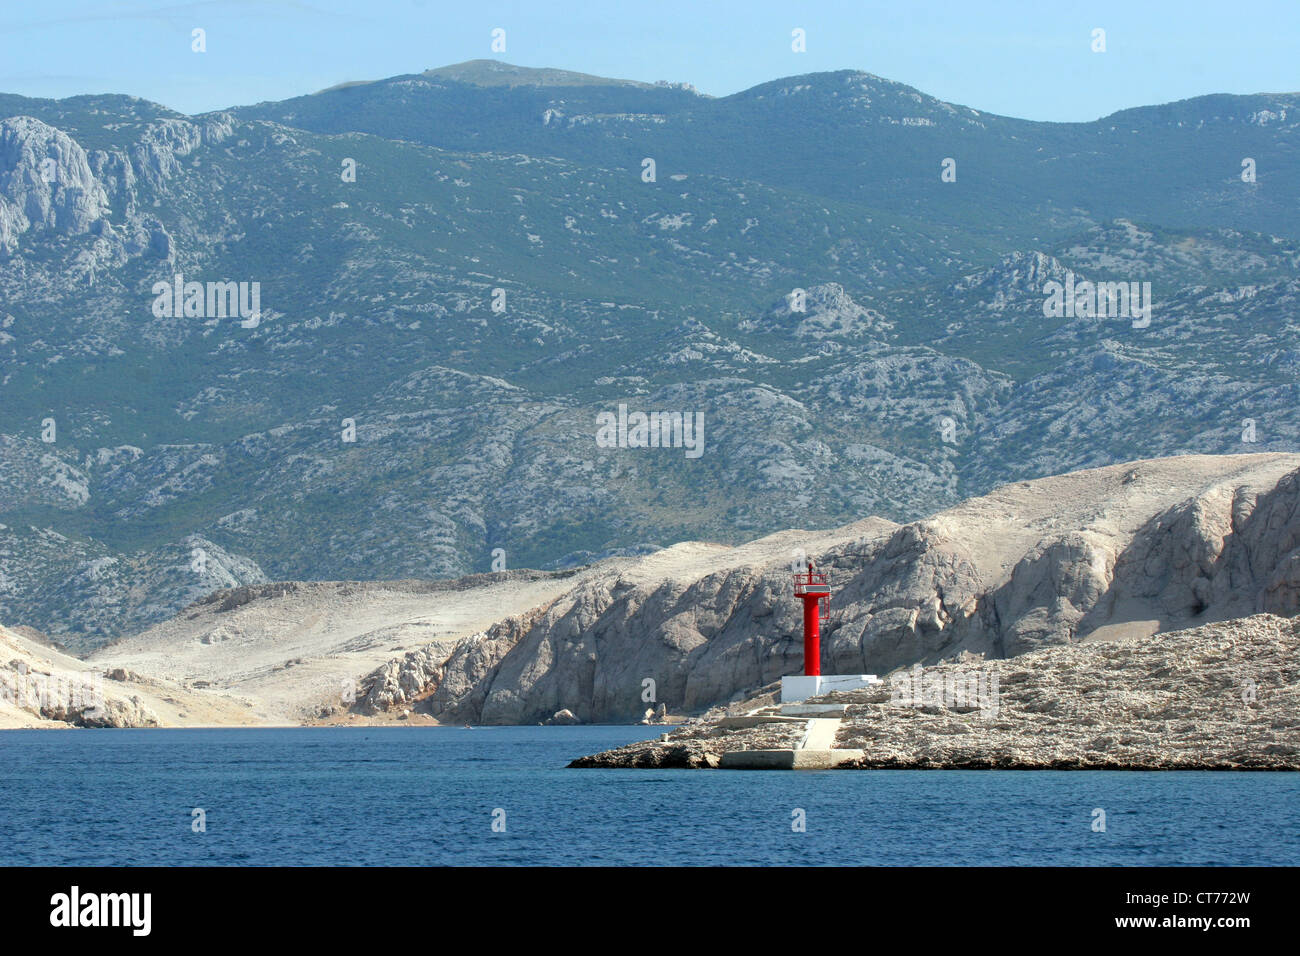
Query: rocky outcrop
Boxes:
[
  {"xmin": 0, "ymin": 110, "xmax": 229, "ymax": 271},
  {"xmin": 0, "ymin": 626, "xmax": 161, "ymax": 728},
  {"xmin": 38, "ymin": 688, "xmax": 162, "ymax": 729},
  {"xmin": 357, "ymin": 645, "xmax": 445, "ymax": 714},
  {"xmin": 423, "ymin": 607, "xmax": 553, "ymax": 723},
  {"xmin": 128, "ymin": 118, "xmax": 202, "ymax": 188},
  {"xmin": 572, "ymin": 612, "xmax": 1300, "ymax": 769},
  {"xmin": 0, "ymin": 116, "xmax": 110, "ymax": 253},
  {"xmin": 640, "ymin": 703, "xmax": 669, "ymax": 724},
  {"xmin": 755, "ymin": 282, "xmax": 892, "ymax": 339}
]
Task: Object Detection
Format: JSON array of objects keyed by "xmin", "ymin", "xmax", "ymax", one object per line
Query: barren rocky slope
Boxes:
[
  {"xmin": 369, "ymin": 452, "xmax": 1300, "ymax": 724},
  {"xmin": 0, "ymin": 622, "xmax": 253, "ymax": 728},
  {"xmin": 570, "ymin": 612, "xmax": 1300, "ymax": 770},
  {"xmin": 87, "ymin": 569, "xmax": 592, "ymax": 723}
]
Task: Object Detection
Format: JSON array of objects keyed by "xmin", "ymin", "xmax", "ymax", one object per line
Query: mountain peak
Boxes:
[
  {"xmin": 420, "ymin": 59, "xmax": 693, "ymax": 92},
  {"xmin": 311, "ymin": 59, "xmax": 698, "ymax": 97}
]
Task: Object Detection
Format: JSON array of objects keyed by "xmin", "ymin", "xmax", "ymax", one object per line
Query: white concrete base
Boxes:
[{"xmin": 781, "ymin": 674, "xmax": 880, "ymax": 703}]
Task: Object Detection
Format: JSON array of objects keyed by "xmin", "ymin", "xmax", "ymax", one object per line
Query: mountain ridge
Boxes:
[{"xmin": 3, "ymin": 61, "xmax": 1300, "ymax": 642}]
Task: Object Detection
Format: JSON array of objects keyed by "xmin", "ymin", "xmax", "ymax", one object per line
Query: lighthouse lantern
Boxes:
[{"xmin": 793, "ymin": 562, "xmax": 830, "ymax": 676}]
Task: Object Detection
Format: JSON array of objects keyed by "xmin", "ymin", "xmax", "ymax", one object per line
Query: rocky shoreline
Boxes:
[{"xmin": 569, "ymin": 613, "xmax": 1300, "ymax": 770}]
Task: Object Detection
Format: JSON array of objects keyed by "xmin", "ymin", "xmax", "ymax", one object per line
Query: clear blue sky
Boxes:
[{"xmin": 1, "ymin": 0, "xmax": 1296, "ymax": 120}]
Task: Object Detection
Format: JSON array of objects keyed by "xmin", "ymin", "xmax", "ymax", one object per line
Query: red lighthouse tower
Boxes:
[{"xmin": 793, "ymin": 562, "xmax": 831, "ymax": 676}]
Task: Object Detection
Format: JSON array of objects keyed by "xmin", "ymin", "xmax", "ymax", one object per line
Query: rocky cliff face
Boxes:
[
  {"xmin": 823, "ymin": 454, "xmax": 1300, "ymax": 671},
  {"xmin": 0, "ymin": 116, "xmax": 110, "ymax": 254},
  {"xmin": 0, "ymin": 623, "xmax": 160, "ymax": 727},
  {"xmin": 355, "ymin": 454, "xmax": 1300, "ymax": 724}
]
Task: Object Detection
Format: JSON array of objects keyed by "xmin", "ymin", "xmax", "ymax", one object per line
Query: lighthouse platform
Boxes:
[{"xmin": 781, "ymin": 673, "xmax": 879, "ymax": 704}]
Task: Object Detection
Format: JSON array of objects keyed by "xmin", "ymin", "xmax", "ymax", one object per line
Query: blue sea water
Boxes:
[{"xmin": 0, "ymin": 726, "xmax": 1295, "ymax": 866}]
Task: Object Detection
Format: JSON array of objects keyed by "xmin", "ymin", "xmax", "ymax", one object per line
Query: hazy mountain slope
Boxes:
[
  {"xmin": 3, "ymin": 62, "xmax": 1300, "ymax": 642},
  {"xmin": 240, "ymin": 63, "xmax": 1300, "ymax": 242}
]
